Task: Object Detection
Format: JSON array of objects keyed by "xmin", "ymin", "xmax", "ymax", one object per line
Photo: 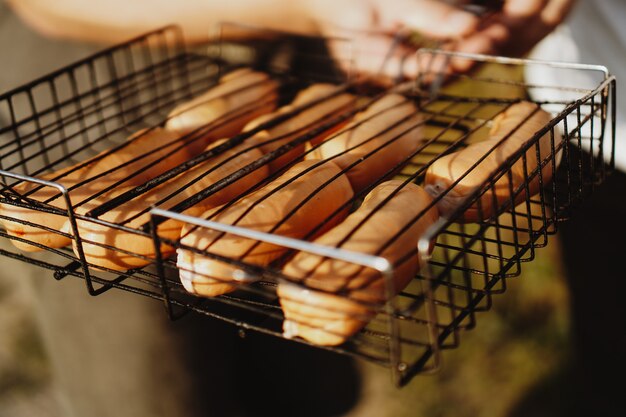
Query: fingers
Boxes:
[
  {"xmin": 502, "ymin": 0, "xmax": 548, "ymax": 18},
  {"xmin": 326, "ymin": 32, "xmax": 419, "ymax": 80},
  {"xmin": 499, "ymin": 0, "xmax": 573, "ymax": 28},
  {"xmin": 452, "ymin": 21, "xmax": 510, "ymax": 70},
  {"xmin": 376, "ymin": 0, "xmax": 479, "ymax": 39},
  {"xmin": 540, "ymin": 0, "xmax": 577, "ymax": 26},
  {"xmin": 416, "ymin": 47, "xmax": 456, "ymax": 85},
  {"xmin": 310, "ymin": 0, "xmax": 483, "ymax": 79},
  {"xmin": 314, "ymin": 0, "xmax": 575, "ymax": 79},
  {"xmin": 461, "ymin": 0, "xmax": 574, "ymax": 58}
]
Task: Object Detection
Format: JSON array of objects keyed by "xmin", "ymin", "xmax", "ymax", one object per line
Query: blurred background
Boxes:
[{"xmin": 0, "ymin": 238, "xmax": 574, "ymax": 417}]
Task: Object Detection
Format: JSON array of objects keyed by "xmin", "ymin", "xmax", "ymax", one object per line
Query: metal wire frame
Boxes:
[
  {"xmin": 0, "ymin": 27, "xmax": 616, "ymax": 385},
  {"xmin": 146, "ymin": 101, "xmax": 442, "ymax": 378},
  {"xmin": 148, "ymin": 51, "xmax": 614, "ymax": 385},
  {"xmin": 0, "ymin": 25, "xmax": 349, "ymax": 292},
  {"xmin": 407, "ymin": 50, "xmax": 616, "ymax": 386},
  {"xmin": 147, "ymin": 83, "xmax": 612, "ymax": 387}
]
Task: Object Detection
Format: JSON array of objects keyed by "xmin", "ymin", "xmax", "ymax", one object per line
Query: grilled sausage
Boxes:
[
  {"xmin": 307, "ymin": 94, "xmax": 424, "ymax": 193},
  {"xmin": 424, "ymin": 101, "xmax": 560, "ymax": 222},
  {"xmin": 2, "ymin": 67, "xmax": 279, "ymax": 253},
  {"xmin": 177, "ymin": 159, "xmax": 354, "ymax": 297},
  {"xmin": 165, "ymin": 68, "xmax": 278, "ymax": 154},
  {"xmin": 60, "ymin": 139, "xmax": 269, "ymax": 271},
  {"xmin": 243, "ymin": 83, "xmax": 355, "ymax": 172},
  {"xmin": 0, "ymin": 127, "xmax": 192, "ymax": 251},
  {"xmin": 277, "ymin": 180, "xmax": 438, "ymax": 346}
]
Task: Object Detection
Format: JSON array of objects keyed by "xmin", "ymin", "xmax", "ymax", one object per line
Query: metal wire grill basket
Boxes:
[{"xmin": 0, "ymin": 25, "xmax": 616, "ymax": 386}]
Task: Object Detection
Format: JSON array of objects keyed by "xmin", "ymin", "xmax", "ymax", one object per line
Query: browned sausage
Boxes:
[
  {"xmin": 278, "ymin": 180, "xmax": 438, "ymax": 346},
  {"xmin": 177, "ymin": 159, "xmax": 354, "ymax": 297},
  {"xmin": 60, "ymin": 138, "xmax": 269, "ymax": 271},
  {"xmin": 0, "ymin": 127, "xmax": 191, "ymax": 251},
  {"xmin": 165, "ymin": 68, "xmax": 278, "ymax": 154},
  {"xmin": 243, "ymin": 83, "xmax": 355, "ymax": 172},
  {"xmin": 424, "ymin": 101, "xmax": 560, "ymax": 222},
  {"xmin": 307, "ymin": 94, "xmax": 424, "ymax": 193}
]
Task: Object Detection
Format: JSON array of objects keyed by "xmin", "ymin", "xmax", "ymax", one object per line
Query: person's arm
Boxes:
[
  {"xmin": 7, "ymin": 0, "xmax": 575, "ymax": 77},
  {"xmin": 6, "ymin": 0, "xmax": 315, "ymax": 44}
]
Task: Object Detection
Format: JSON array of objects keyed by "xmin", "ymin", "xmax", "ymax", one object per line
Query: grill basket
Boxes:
[{"xmin": 0, "ymin": 25, "xmax": 615, "ymax": 386}]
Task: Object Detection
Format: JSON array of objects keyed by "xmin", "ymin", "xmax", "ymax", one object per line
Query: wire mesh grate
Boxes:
[{"xmin": 0, "ymin": 26, "xmax": 616, "ymax": 386}]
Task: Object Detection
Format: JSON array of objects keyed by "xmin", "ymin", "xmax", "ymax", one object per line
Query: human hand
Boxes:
[
  {"xmin": 304, "ymin": 0, "xmax": 482, "ymax": 78},
  {"xmin": 450, "ymin": 0, "xmax": 576, "ymax": 71},
  {"xmin": 305, "ymin": 0, "xmax": 575, "ymax": 78}
]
